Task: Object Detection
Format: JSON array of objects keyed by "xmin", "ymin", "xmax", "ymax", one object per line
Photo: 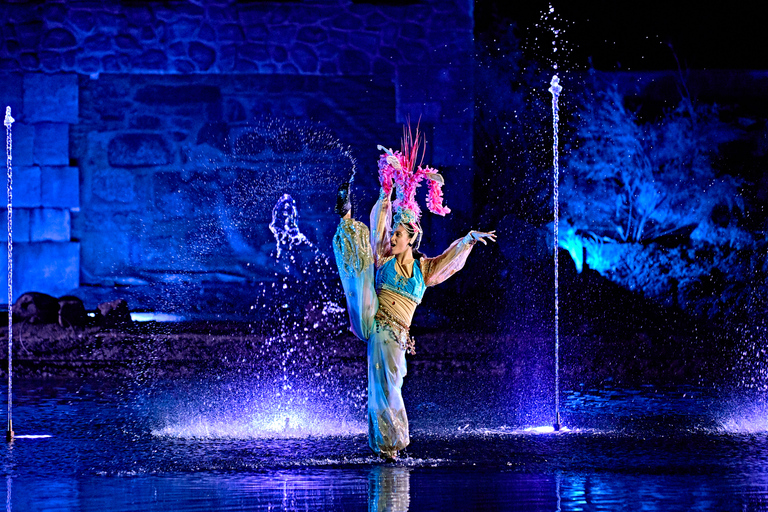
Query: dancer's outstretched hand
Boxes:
[{"xmin": 465, "ymin": 230, "xmax": 497, "ymax": 245}]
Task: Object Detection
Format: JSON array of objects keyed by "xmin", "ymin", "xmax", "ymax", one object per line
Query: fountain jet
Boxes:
[
  {"xmin": 5, "ymin": 106, "xmax": 14, "ymax": 442},
  {"xmin": 548, "ymin": 76, "xmax": 563, "ymax": 432}
]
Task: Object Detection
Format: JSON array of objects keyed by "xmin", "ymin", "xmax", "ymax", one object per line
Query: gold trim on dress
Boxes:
[
  {"xmin": 332, "ymin": 218, "xmax": 374, "ymax": 279},
  {"xmin": 375, "ymin": 307, "xmax": 416, "ymax": 355}
]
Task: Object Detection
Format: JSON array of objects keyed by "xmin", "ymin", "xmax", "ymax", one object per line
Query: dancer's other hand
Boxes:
[{"xmin": 464, "ymin": 230, "xmax": 497, "ymax": 245}]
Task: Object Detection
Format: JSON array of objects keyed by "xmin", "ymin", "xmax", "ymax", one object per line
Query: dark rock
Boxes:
[
  {"xmin": 62, "ymin": 49, "xmax": 76, "ymax": 67},
  {"xmin": 238, "ymin": 4, "xmax": 272, "ymax": 25},
  {"xmin": 133, "ymin": 50, "xmax": 167, "ymax": 70},
  {"xmin": 76, "ymin": 56, "xmax": 99, "ymax": 73},
  {"xmin": 140, "ymin": 26, "xmax": 155, "ymax": 41},
  {"xmin": 297, "ymin": 26, "xmax": 327, "ymax": 44},
  {"xmin": 188, "ymin": 42, "xmax": 216, "ymax": 70},
  {"xmin": 171, "ymin": 59, "xmax": 195, "ymax": 73},
  {"xmin": 101, "ymin": 55, "xmax": 121, "ymax": 72},
  {"xmin": 198, "ymin": 24, "xmax": 216, "ymax": 42},
  {"xmin": 19, "ymin": 53, "xmax": 39, "ymax": 70},
  {"xmin": 40, "ymin": 51, "xmax": 63, "ymax": 71},
  {"xmin": 267, "ymin": 129, "xmax": 304, "ymax": 154},
  {"xmin": 125, "ymin": 6, "xmax": 153, "ymax": 26},
  {"xmin": 401, "ymin": 23, "xmax": 426, "ymax": 40},
  {"xmin": 235, "ymin": 59, "xmax": 258, "ymax": 72},
  {"xmin": 115, "ymin": 34, "xmax": 141, "ymax": 51},
  {"xmin": 319, "ymin": 61, "xmax": 338, "ymax": 74},
  {"xmin": 96, "ymin": 299, "xmax": 133, "ymax": 328},
  {"xmin": 365, "ymin": 13, "xmax": 388, "ymax": 28},
  {"xmin": 108, "ymin": 133, "xmax": 173, "ymax": 167},
  {"xmin": 224, "ymin": 99, "xmax": 246, "ymax": 122},
  {"xmin": 135, "ymin": 84, "xmax": 221, "ymax": 105},
  {"xmin": 207, "ymin": 7, "xmax": 235, "ymax": 22},
  {"xmin": 330, "ymin": 13, "xmax": 363, "ymax": 30},
  {"xmin": 70, "ymin": 10, "xmax": 96, "ymax": 33},
  {"xmin": 219, "ymin": 24, "xmax": 245, "ymax": 41},
  {"xmin": 168, "ymin": 18, "xmax": 199, "ymax": 40},
  {"xmin": 218, "ymin": 44, "xmax": 236, "ymax": 70},
  {"xmin": 373, "ymin": 57, "xmax": 394, "ymax": 76},
  {"xmin": 244, "ymin": 24, "xmax": 268, "ymax": 41},
  {"xmin": 169, "ymin": 42, "xmax": 186, "ymax": 58},
  {"xmin": 13, "ymin": 292, "xmax": 59, "ymax": 325},
  {"xmin": 43, "ymin": 4, "xmax": 66, "ymax": 24},
  {"xmin": 238, "ymin": 43, "xmax": 269, "ymax": 61},
  {"xmin": 84, "ymin": 33, "xmax": 112, "ymax": 52},
  {"xmin": 234, "ymin": 131, "xmax": 267, "ymax": 156},
  {"xmin": 58, "ymin": 295, "xmax": 87, "ymax": 328},
  {"xmin": 16, "ymin": 21, "xmax": 43, "ymax": 48},
  {"xmin": 292, "ymin": 44, "xmax": 318, "ymax": 73},
  {"xmin": 268, "ymin": 5, "xmax": 291, "ymax": 24},
  {"xmin": 349, "ymin": 33, "xmax": 379, "ymax": 55},
  {"xmin": 131, "ymin": 115, "xmax": 161, "ymax": 130},
  {"xmin": 271, "ymin": 46, "xmax": 288, "ymax": 63},
  {"xmin": 339, "ymin": 49, "xmax": 370, "ymax": 74},
  {"xmin": 4, "ymin": 40, "xmax": 20, "ymax": 56},
  {"xmin": 42, "ymin": 28, "xmax": 77, "ymax": 49}
]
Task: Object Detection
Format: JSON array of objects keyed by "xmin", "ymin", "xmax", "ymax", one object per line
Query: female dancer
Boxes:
[{"xmin": 332, "ymin": 127, "xmax": 495, "ymax": 461}]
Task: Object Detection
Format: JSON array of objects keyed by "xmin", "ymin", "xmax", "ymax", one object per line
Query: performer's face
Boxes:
[{"xmin": 390, "ymin": 225, "xmax": 415, "ymax": 255}]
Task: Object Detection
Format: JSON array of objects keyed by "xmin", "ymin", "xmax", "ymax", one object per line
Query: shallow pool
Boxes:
[{"xmin": 3, "ymin": 373, "xmax": 768, "ymax": 511}]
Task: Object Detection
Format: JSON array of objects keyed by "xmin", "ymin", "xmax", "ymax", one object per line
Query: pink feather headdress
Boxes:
[{"xmin": 377, "ymin": 125, "xmax": 451, "ymax": 231}]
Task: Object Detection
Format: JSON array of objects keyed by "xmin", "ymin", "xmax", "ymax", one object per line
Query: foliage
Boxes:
[
  {"xmin": 559, "ymin": 85, "xmax": 768, "ymax": 321},
  {"xmin": 562, "ymin": 86, "xmax": 742, "ymax": 245}
]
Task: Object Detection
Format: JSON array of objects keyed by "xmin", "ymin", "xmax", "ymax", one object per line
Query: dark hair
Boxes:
[{"xmin": 403, "ymin": 223, "xmax": 424, "ymax": 259}]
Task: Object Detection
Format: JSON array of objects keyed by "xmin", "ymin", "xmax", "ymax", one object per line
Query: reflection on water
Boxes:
[
  {"xmin": 3, "ymin": 378, "xmax": 768, "ymax": 511},
  {"xmin": 369, "ymin": 466, "xmax": 410, "ymax": 512}
]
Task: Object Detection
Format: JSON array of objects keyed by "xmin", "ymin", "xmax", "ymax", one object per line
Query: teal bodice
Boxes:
[{"xmin": 375, "ymin": 257, "xmax": 427, "ymax": 304}]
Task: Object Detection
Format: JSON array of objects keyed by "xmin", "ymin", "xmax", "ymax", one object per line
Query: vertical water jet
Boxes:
[
  {"xmin": 4, "ymin": 106, "xmax": 14, "ymax": 442},
  {"xmin": 548, "ymin": 76, "xmax": 562, "ymax": 432}
]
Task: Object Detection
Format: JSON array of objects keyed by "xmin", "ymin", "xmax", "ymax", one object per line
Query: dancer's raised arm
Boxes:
[
  {"xmin": 422, "ymin": 230, "xmax": 496, "ymax": 287},
  {"xmin": 369, "ymin": 188, "xmax": 393, "ymax": 268}
]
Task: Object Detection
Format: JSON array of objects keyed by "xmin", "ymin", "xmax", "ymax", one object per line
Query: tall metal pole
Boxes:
[
  {"xmin": 548, "ymin": 76, "xmax": 562, "ymax": 432},
  {"xmin": 5, "ymin": 106, "xmax": 14, "ymax": 442}
]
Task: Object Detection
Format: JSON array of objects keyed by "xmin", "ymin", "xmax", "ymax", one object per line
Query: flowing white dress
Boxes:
[{"xmin": 332, "ymin": 190, "xmax": 475, "ymax": 458}]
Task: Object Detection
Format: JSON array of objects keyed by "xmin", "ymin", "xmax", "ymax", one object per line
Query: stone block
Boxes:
[
  {"xmin": 41, "ymin": 166, "xmax": 79, "ymax": 208},
  {"xmin": 10, "ymin": 122, "xmax": 34, "ymax": 166},
  {"xmin": 291, "ymin": 44, "xmax": 319, "ymax": 73},
  {"xmin": 339, "ymin": 49, "xmax": 370, "ymax": 75},
  {"xmin": 0, "ymin": 75, "xmax": 23, "ymax": 131},
  {"xmin": 30, "ymin": 207, "xmax": 70, "ymax": 241},
  {"xmin": 0, "ymin": 207, "xmax": 30, "ymax": 242},
  {"xmin": 23, "ymin": 73, "xmax": 78, "ymax": 123},
  {"xmin": 42, "ymin": 28, "xmax": 77, "ymax": 50},
  {"xmin": 189, "ymin": 42, "xmax": 216, "ymax": 71},
  {"xmin": 34, "ymin": 122, "xmax": 69, "ymax": 165},
  {"xmin": 108, "ymin": 133, "xmax": 173, "ymax": 167},
  {"xmin": 133, "ymin": 50, "xmax": 168, "ymax": 71},
  {"xmin": 14, "ymin": 165, "xmax": 41, "ymax": 207},
  {"xmin": 1, "ymin": 241, "xmax": 80, "ymax": 302},
  {"xmin": 91, "ymin": 168, "xmax": 136, "ymax": 203}
]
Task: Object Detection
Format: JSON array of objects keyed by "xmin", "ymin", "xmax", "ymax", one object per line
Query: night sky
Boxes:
[{"xmin": 476, "ymin": 1, "xmax": 767, "ymax": 71}]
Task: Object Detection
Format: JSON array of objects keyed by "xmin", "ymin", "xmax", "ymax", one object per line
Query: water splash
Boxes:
[
  {"xmin": 269, "ymin": 194, "xmax": 307, "ymax": 259},
  {"xmin": 149, "ymin": 195, "xmax": 361, "ymax": 440},
  {"xmin": 549, "ymin": 75, "xmax": 562, "ymax": 430},
  {"xmin": 4, "ymin": 106, "xmax": 13, "ymax": 441}
]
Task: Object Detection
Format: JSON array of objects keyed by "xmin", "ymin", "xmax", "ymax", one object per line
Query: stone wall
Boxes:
[
  {"xmin": 1, "ymin": 73, "xmax": 80, "ymax": 301},
  {"xmin": 0, "ymin": 0, "xmax": 475, "ymax": 303}
]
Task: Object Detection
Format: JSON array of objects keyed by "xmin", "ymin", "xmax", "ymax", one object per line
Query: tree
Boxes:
[{"xmin": 559, "ymin": 84, "xmax": 757, "ymax": 319}]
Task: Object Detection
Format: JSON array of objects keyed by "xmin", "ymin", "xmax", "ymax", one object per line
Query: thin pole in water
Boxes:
[
  {"xmin": 4, "ymin": 106, "xmax": 13, "ymax": 442},
  {"xmin": 548, "ymin": 76, "xmax": 563, "ymax": 432}
]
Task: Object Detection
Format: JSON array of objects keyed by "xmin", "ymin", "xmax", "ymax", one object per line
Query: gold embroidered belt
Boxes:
[{"xmin": 374, "ymin": 307, "xmax": 416, "ymax": 355}]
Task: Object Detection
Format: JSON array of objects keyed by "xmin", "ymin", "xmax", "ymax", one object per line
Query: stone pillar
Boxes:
[{"xmin": 1, "ymin": 73, "xmax": 80, "ymax": 302}]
